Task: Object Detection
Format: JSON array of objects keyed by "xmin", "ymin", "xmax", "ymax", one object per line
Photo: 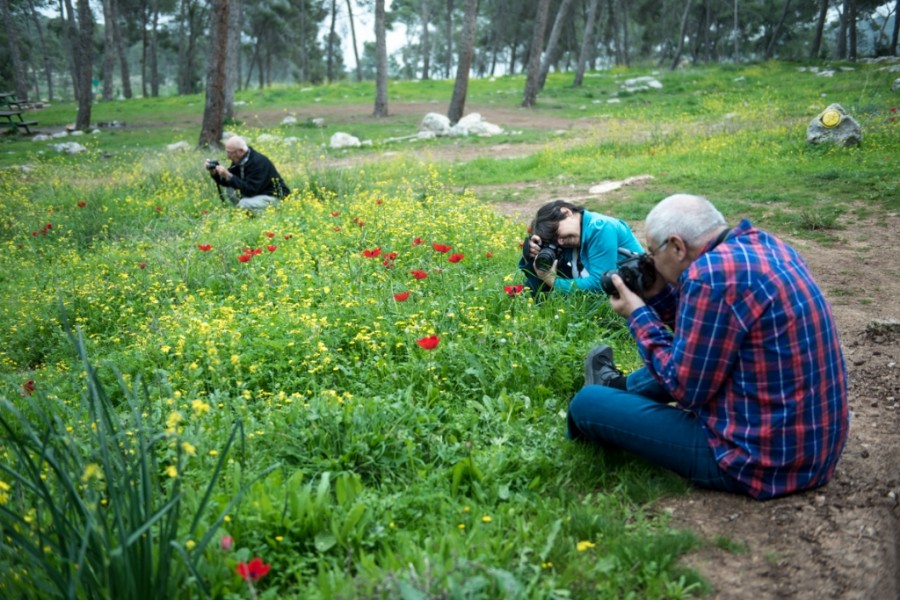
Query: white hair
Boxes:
[
  {"xmin": 226, "ymin": 135, "xmax": 248, "ymax": 151},
  {"xmin": 645, "ymin": 194, "xmax": 727, "ymax": 248}
]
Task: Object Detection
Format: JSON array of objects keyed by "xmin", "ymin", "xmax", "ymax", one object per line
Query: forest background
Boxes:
[{"xmin": 2, "ymin": 0, "xmax": 899, "ymax": 139}]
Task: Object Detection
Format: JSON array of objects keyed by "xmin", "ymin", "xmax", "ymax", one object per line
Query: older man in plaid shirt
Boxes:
[{"xmin": 568, "ymin": 194, "xmax": 849, "ymax": 500}]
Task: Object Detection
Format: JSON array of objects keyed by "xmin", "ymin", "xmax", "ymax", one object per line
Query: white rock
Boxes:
[
  {"xmin": 420, "ymin": 112, "xmax": 451, "ymax": 136},
  {"xmin": 32, "ymin": 134, "xmax": 51, "ymax": 142},
  {"xmin": 329, "ymin": 132, "xmax": 361, "ymax": 148},
  {"xmin": 281, "ymin": 116, "xmax": 298, "ymax": 125},
  {"xmin": 167, "ymin": 141, "xmax": 191, "ymax": 152},
  {"xmin": 256, "ymin": 133, "xmax": 280, "ymax": 143},
  {"xmin": 53, "ymin": 142, "xmax": 87, "ymax": 154},
  {"xmin": 51, "ymin": 131, "xmax": 68, "ymax": 139}
]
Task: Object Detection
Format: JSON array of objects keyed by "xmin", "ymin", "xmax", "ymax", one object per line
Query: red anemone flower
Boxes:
[
  {"xmin": 448, "ymin": 253, "xmax": 464, "ymax": 263},
  {"xmin": 242, "ymin": 247, "xmax": 263, "ymax": 256},
  {"xmin": 331, "ymin": 211, "xmax": 340, "ymax": 217},
  {"xmin": 357, "ymin": 221, "xmax": 365, "ymax": 227},
  {"xmin": 485, "ymin": 252, "xmax": 494, "ymax": 258},
  {"xmin": 266, "ymin": 245, "xmax": 277, "ymax": 252},
  {"xmin": 387, "ymin": 251, "xmax": 398, "ymax": 261},
  {"xmin": 416, "ymin": 335, "xmax": 440, "ymax": 350},
  {"xmin": 284, "ymin": 234, "xmax": 293, "ymax": 240},
  {"xmin": 393, "ymin": 291, "xmax": 410, "ymax": 301},
  {"xmin": 265, "ymin": 231, "xmax": 275, "ymax": 238},
  {"xmin": 236, "ymin": 557, "xmax": 271, "ymax": 582},
  {"xmin": 409, "ymin": 269, "xmax": 428, "ymax": 280},
  {"xmin": 504, "ymin": 285, "xmax": 524, "ymax": 297},
  {"xmin": 333, "ymin": 226, "xmax": 341, "ymax": 231},
  {"xmin": 362, "ymin": 247, "xmax": 382, "ymax": 258},
  {"xmin": 376, "ymin": 199, "xmax": 383, "ymax": 205},
  {"xmin": 197, "ymin": 244, "xmax": 212, "ymax": 252},
  {"xmin": 412, "ymin": 237, "xmax": 423, "ymax": 246},
  {"xmin": 138, "ymin": 262, "xmax": 147, "ymax": 269},
  {"xmin": 77, "ymin": 201, "xmax": 87, "ymax": 208},
  {"xmin": 21, "ymin": 380, "xmax": 35, "ymax": 396},
  {"xmin": 432, "ymin": 243, "xmax": 452, "ymax": 253},
  {"xmin": 237, "ymin": 254, "xmax": 252, "ymax": 263}
]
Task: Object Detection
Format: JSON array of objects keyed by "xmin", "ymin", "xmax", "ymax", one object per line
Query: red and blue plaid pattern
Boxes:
[{"xmin": 630, "ymin": 219, "xmax": 849, "ymax": 499}]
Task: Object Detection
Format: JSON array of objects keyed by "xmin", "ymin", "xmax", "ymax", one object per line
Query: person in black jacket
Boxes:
[{"xmin": 206, "ymin": 135, "xmax": 290, "ymax": 210}]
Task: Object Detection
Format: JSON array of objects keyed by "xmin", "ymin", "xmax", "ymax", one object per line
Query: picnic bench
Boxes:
[{"xmin": 0, "ymin": 92, "xmax": 38, "ymax": 135}]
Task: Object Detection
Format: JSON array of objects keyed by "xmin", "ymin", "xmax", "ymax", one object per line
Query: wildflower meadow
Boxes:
[{"xmin": 1, "ymin": 61, "xmax": 897, "ymax": 599}]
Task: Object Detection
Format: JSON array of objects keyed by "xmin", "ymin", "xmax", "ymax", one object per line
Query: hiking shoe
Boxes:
[{"xmin": 584, "ymin": 344, "xmax": 624, "ymax": 387}]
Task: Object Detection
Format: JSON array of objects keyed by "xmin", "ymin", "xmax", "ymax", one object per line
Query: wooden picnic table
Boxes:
[{"xmin": 0, "ymin": 92, "xmax": 37, "ymax": 135}]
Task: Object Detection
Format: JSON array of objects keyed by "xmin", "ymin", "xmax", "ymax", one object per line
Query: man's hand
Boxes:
[
  {"xmin": 214, "ymin": 165, "xmax": 231, "ymax": 180},
  {"xmin": 608, "ymin": 274, "xmax": 646, "ymax": 318}
]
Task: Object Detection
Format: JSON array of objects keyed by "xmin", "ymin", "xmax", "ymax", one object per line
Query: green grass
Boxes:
[{"xmin": 0, "ymin": 60, "xmax": 897, "ymax": 598}]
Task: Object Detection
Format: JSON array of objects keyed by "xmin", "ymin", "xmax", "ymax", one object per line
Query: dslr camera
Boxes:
[
  {"xmin": 534, "ymin": 242, "xmax": 564, "ymax": 272},
  {"xmin": 600, "ymin": 249, "xmax": 657, "ymax": 296},
  {"xmin": 206, "ymin": 159, "xmax": 219, "ymax": 170}
]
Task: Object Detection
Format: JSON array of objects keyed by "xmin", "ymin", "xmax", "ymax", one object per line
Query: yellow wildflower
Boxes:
[{"xmin": 576, "ymin": 540, "xmax": 596, "ymax": 552}]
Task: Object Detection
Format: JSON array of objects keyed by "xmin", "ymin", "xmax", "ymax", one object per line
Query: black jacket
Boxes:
[{"xmin": 212, "ymin": 146, "xmax": 290, "ymax": 199}]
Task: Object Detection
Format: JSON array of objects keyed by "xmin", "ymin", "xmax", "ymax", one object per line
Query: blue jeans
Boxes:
[{"xmin": 567, "ymin": 367, "xmax": 747, "ymax": 494}]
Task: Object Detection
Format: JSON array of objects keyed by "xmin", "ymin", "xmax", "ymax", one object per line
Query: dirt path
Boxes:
[{"xmin": 312, "ymin": 106, "xmax": 900, "ymax": 599}]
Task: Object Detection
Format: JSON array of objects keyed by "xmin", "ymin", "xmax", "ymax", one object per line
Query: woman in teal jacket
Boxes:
[{"xmin": 519, "ymin": 200, "xmax": 643, "ymax": 295}]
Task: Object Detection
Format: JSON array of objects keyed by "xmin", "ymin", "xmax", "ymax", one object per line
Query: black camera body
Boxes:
[
  {"xmin": 534, "ymin": 242, "xmax": 564, "ymax": 272},
  {"xmin": 600, "ymin": 249, "xmax": 657, "ymax": 296},
  {"xmin": 206, "ymin": 159, "xmax": 219, "ymax": 170}
]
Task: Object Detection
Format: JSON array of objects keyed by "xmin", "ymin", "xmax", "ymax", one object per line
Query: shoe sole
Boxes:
[{"xmin": 584, "ymin": 344, "xmax": 613, "ymax": 386}]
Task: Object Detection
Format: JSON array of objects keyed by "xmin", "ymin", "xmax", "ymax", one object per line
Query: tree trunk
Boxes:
[
  {"xmin": 199, "ymin": 0, "xmax": 229, "ymax": 149},
  {"xmin": 373, "ymin": 0, "xmax": 388, "ymax": 117},
  {"xmin": 733, "ymin": 0, "xmax": 740, "ymax": 64},
  {"xmin": 522, "ymin": 0, "xmax": 551, "ymax": 107},
  {"xmin": 891, "ymin": 0, "xmax": 899, "ymax": 55},
  {"xmin": 224, "ymin": 0, "xmax": 240, "ymax": 118},
  {"xmin": 346, "ymin": 0, "xmax": 362, "ymax": 81},
  {"xmin": 101, "ymin": 0, "xmax": 116, "ymax": 100},
  {"xmin": 28, "ymin": 0, "xmax": 54, "ymax": 101},
  {"xmin": 60, "ymin": 0, "xmax": 79, "ymax": 101},
  {"xmin": 421, "ymin": 0, "xmax": 431, "ymax": 80},
  {"xmin": 537, "ymin": 0, "xmax": 575, "ymax": 91},
  {"xmin": 326, "ymin": 0, "xmax": 336, "ymax": 82},
  {"xmin": 765, "ymin": 0, "xmax": 792, "ymax": 60},
  {"xmin": 444, "ymin": 0, "xmax": 454, "ymax": 79},
  {"xmin": 147, "ymin": 0, "xmax": 158, "ymax": 97},
  {"xmin": 846, "ymin": 0, "xmax": 857, "ymax": 61},
  {"xmin": 177, "ymin": 0, "xmax": 190, "ymax": 93},
  {"xmin": 447, "ymin": 0, "xmax": 478, "ymax": 123},
  {"xmin": 75, "ymin": 0, "xmax": 93, "ymax": 130},
  {"xmin": 1, "ymin": 0, "xmax": 30, "ymax": 101},
  {"xmin": 810, "ymin": 0, "xmax": 828, "ymax": 58},
  {"xmin": 607, "ymin": 0, "xmax": 625, "ymax": 66},
  {"xmin": 670, "ymin": 0, "xmax": 692, "ymax": 70},
  {"xmin": 574, "ymin": 0, "xmax": 600, "ymax": 87}
]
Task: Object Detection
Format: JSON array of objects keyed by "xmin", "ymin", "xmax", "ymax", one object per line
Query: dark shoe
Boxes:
[{"xmin": 584, "ymin": 344, "xmax": 624, "ymax": 387}]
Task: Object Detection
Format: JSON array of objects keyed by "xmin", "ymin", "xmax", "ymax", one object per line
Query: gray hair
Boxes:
[
  {"xmin": 226, "ymin": 135, "xmax": 248, "ymax": 151},
  {"xmin": 645, "ymin": 194, "xmax": 727, "ymax": 248}
]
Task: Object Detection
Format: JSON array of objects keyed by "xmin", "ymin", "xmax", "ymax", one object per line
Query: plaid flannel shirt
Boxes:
[{"xmin": 628, "ymin": 219, "xmax": 849, "ymax": 499}]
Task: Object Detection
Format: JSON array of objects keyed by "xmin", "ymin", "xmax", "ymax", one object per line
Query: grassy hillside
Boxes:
[{"xmin": 0, "ymin": 61, "xmax": 896, "ymax": 599}]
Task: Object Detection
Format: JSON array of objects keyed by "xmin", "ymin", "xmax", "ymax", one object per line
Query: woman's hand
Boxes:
[{"xmin": 525, "ymin": 235, "xmax": 542, "ymax": 260}]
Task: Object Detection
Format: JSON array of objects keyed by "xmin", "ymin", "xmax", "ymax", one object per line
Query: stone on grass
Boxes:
[
  {"xmin": 420, "ymin": 113, "xmax": 451, "ymax": 136},
  {"xmin": 53, "ymin": 142, "xmax": 87, "ymax": 154},
  {"xmin": 330, "ymin": 132, "xmax": 361, "ymax": 148},
  {"xmin": 167, "ymin": 141, "xmax": 191, "ymax": 152},
  {"xmin": 281, "ymin": 116, "xmax": 298, "ymax": 125},
  {"xmin": 806, "ymin": 103, "xmax": 861, "ymax": 147},
  {"xmin": 893, "ymin": 78, "xmax": 900, "ymax": 92}
]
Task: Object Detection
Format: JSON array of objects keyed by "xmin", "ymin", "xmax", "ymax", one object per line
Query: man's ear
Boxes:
[{"xmin": 671, "ymin": 236, "xmax": 689, "ymax": 260}]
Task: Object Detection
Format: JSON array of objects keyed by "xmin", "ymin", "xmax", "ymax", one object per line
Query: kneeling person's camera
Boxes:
[
  {"xmin": 600, "ymin": 249, "xmax": 657, "ymax": 296},
  {"xmin": 534, "ymin": 242, "xmax": 563, "ymax": 272},
  {"xmin": 206, "ymin": 159, "xmax": 219, "ymax": 170}
]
